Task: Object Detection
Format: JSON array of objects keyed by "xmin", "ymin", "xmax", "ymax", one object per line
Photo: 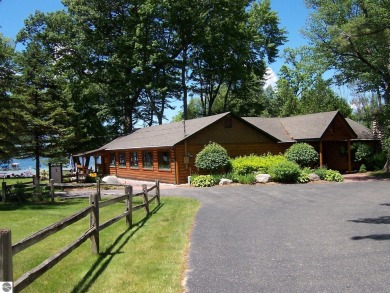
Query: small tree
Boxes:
[
  {"xmin": 195, "ymin": 142, "xmax": 229, "ymax": 173},
  {"xmin": 285, "ymin": 143, "xmax": 319, "ymax": 167}
]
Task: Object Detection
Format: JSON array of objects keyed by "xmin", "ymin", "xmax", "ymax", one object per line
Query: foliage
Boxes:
[
  {"xmin": 304, "ymin": 0, "xmax": 390, "ymax": 105},
  {"xmin": 314, "ymin": 167, "xmax": 328, "ymax": 180},
  {"xmin": 272, "ymin": 47, "xmax": 352, "ymax": 118},
  {"xmin": 359, "ymin": 164, "xmax": 367, "ymax": 173},
  {"xmin": 269, "ymin": 161, "xmax": 301, "ymax": 183},
  {"xmin": 13, "ymin": 29, "xmax": 77, "ymax": 179},
  {"xmin": 353, "ymin": 143, "xmax": 373, "ymax": 164},
  {"xmin": 323, "ymin": 169, "xmax": 344, "ymax": 182},
  {"xmin": 195, "ymin": 142, "xmax": 230, "ymax": 173},
  {"xmin": 297, "ymin": 167, "xmax": 311, "ymax": 184},
  {"xmin": 171, "ymin": 98, "xmax": 204, "ymax": 122},
  {"xmin": 314, "ymin": 167, "xmax": 343, "ymax": 182},
  {"xmin": 284, "ymin": 143, "xmax": 319, "ymax": 167},
  {"xmin": 352, "ymin": 143, "xmax": 387, "ymax": 171},
  {"xmin": 230, "ymin": 153, "xmax": 287, "ymax": 175},
  {"xmin": 0, "ymin": 34, "xmax": 19, "ymax": 162},
  {"xmin": 235, "ymin": 173, "xmax": 256, "ymax": 185},
  {"xmin": 191, "ymin": 175, "xmax": 217, "ymax": 187}
]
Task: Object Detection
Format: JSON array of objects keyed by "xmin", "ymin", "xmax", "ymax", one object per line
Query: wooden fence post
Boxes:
[
  {"xmin": 50, "ymin": 179, "xmax": 54, "ymax": 203},
  {"xmin": 89, "ymin": 192, "xmax": 99, "ymax": 254},
  {"xmin": 155, "ymin": 180, "xmax": 160, "ymax": 205},
  {"xmin": 125, "ymin": 186, "xmax": 133, "ymax": 227},
  {"xmin": 142, "ymin": 184, "xmax": 149, "ymax": 214},
  {"xmin": 97, "ymin": 180, "xmax": 101, "ymax": 201},
  {"xmin": 0, "ymin": 229, "xmax": 13, "ymax": 282},
  {"xmin": 2, "ymin": 182, "xmax": 6, "ymax": 203}
]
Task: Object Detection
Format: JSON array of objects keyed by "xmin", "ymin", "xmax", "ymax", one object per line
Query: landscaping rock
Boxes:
[
  {"xmin": 102, "ymin": 175, "xmax": 120, "ymax": 184},
  {"xmin": 308, "ymin": 173, "xmax": 320, "ymax": 181},
  {"xmin": 256, "ymin": 174, "xmax": 271, "ymax": 183},
  {"xmin": 219, "ymin": 178, "xmax": 233, "ymax": 186}
]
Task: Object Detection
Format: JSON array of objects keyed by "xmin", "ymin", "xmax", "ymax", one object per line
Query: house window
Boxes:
[
  {"xmin": 143, "ymin": 151, "xmax": 153, "ymax": 169},
  {"xmin": 110, "ymin": 153, "xmax": 116, "ymax": 167},
  {"xmin": 158, "ymin": 151, "xmax": 171, "ymax": 170},
  {"xmin": 119, "ymin": 152, "xmax": 126, "ymax": 167},
  {"xmin": 130, "ymin": 151, "xmax": 138, "ymax": 168}
]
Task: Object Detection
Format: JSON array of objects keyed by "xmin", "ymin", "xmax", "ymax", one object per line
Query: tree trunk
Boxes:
[{"xmin": 181, "ymin": 46, "xmax": 188, "ymax": 120}]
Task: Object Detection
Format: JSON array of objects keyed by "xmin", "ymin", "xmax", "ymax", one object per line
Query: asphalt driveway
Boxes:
[{"xmin": 163, "ymin": 181, "xmax": 390, "ymax": 293}]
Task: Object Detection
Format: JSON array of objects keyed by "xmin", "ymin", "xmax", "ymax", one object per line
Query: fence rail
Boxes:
[
  {"xmin": 0, "ymin": 180, "xmax": 160, "ymax": 292},
  {"xmin": 1, "ymin": 179, "xmax": 50, "ymax": 203}
]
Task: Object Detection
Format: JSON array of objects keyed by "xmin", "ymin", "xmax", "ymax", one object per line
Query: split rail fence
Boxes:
[{"xmin": 0, "ymin": 180, "xmax": 160, "ymax": 292}]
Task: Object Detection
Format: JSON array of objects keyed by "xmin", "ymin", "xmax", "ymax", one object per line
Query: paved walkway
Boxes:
[{"xmin": 163, "ymin": 181, "xmax": 390, "ymax": 293}]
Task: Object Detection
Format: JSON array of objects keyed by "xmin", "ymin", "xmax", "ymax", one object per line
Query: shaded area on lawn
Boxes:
[
  {"xmin": 71, "ymin": 204, "xmax": 163, "ymax": 293},
  {"xmin": 0, "ymin": 199, "xmax": 86, "ymax": 211}
]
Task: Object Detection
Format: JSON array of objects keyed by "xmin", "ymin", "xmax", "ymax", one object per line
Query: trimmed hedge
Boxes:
[
  {"xmin": 195, "ymin": 142, "xmax": 230, "ymax": 173},
  {"xmin": 269, "ymin": 161, "xmax": 301, "ymax": 183}
]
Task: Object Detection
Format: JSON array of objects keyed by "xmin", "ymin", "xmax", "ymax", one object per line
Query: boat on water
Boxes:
[
  {"xmin": 0, "ymin": 163, "xmax": 36, "ymax": 178},
  {"xmin": 1, "ymin": 163, "xmax": 22, "ymax": 171}
]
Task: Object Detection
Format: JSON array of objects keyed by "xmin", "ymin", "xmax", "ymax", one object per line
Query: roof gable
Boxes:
[
  {"xmin": 281, "ymin": 111, "xmax": 357, "ymax": 141},
  {"xmin": 244, "ymin": 111, "xmax": 366, "ymax": 142}
]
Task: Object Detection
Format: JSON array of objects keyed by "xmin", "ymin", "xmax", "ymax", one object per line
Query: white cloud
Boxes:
[{"xmin": 263, "ymin": 67, "xmax": 278, "ymax": 88}]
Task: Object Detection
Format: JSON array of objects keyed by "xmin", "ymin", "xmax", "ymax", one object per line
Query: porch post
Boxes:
[
  {"xmin": 347, "ymin": 140, "xmax": 352, "ymax": 173},
  {"xmin": 319, "ymin": 140, "xmax": 323, "ymax": 168}
]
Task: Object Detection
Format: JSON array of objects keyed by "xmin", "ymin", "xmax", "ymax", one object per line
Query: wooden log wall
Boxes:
[{"xmin": 108, "ymin": 149, "xmax": 176, "ymax": 183}]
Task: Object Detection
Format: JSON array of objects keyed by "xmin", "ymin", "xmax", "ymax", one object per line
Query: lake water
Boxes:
[{"xmin": 11, "ymin": 158, "xmax": 49, "ymax": 170}]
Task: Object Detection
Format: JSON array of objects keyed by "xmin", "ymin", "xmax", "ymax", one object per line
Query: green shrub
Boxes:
[
  {"xmin": 230, "ymin": 153, "xmax": 286, "ymax": 175},
  {"xmin": 235, "ymin": 173, "xmax": 256, "ymax": 184},
  {"xmin": 222, "ymin": 172, "xmax": 240, "ymax": 182},
  {"xmin": 195, "ymin": 142, "xmax": 230, "ymax": 173},
  {"xmin": 297, "ymin": 168, "xmax": 311, "ymax": 183},
  {"xmin": 284, "ymin": 143, "xmax": 319, "ymax": 167},
  {"xmin": 191, "ymin": 175, "xmax": 217, "ymax": 187},
  {"xmin": 314, "ymin": 167, "xmax": 328, "ymax": 180},
  {"xmin": 370, "ymin": 152, "xmax": 387, "ymax": 170},
  {"xmin": 353, "ymin": 143, "xmax": 373, "ymax": 164},
  {"xmin": 269, "ymin": 161, "xmax": 301, "ymax": 183},
  {"xmin": 352, "ymin": 143, "xmax": 386, "ymax": 171},
  {"xmin": 359, "ymin": 164, "xmax": 367, "ymax": 173},
  {"xmin": 323, "ymin": 169, "xmax": 344, "ymax": 182}
]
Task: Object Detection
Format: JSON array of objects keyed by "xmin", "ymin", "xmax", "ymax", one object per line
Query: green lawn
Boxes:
[{"xmin": 0, "ymin": 196, "xmax": 199, "ymax": 293}]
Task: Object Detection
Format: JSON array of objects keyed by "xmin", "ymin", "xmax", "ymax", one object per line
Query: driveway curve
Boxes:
[{"xmin": 163, "ymin": 181, "xmax": 390, "ymax": 293}]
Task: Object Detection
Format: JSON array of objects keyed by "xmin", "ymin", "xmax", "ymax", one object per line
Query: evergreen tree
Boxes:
[{"xmin": 13, "ymin": 41, "xmax": 76, "ymax": 180}]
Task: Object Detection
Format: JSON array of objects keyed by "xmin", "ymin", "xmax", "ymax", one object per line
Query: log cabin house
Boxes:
[{"xmin": 74, "ymin": 111, "xmax": 377, "ymax": 184}]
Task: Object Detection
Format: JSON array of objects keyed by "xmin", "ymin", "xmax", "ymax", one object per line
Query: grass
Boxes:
[
  {"xmin": 0, "ymin": 196, "xmax": 199, "ymax": 293},
  {"xmin": 370, "ymin": 171, "xmax": 390, "ymax": 178}
]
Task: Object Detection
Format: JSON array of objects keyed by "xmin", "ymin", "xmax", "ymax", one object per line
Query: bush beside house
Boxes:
[{"xmin": 191, "ymin": 142, "xmax": 344, "ymax": 187}]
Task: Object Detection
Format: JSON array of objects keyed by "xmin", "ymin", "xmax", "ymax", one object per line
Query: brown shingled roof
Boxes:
[
  {"xmin": 346, "ymin": 118, "xmax": 375, "ymax": 140},
  {"xmin": 244, "ymin": 111, "xmax": 375, "ymax": 142},
  {"xmin": 242, "ymin": 117, "xmax": 295, "ymax": 142},
  {"xmin": 100, "ymin": 112, "xmax": 231, "ymax": 150},
  {"xmin": 95, "ymin": 111, "xmax": 375, "ymax": 153}
]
